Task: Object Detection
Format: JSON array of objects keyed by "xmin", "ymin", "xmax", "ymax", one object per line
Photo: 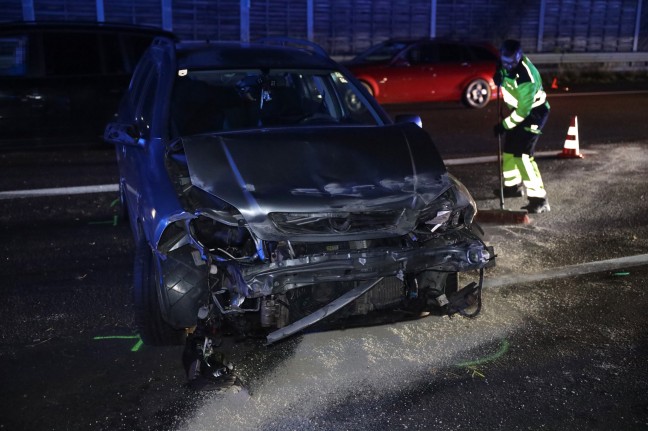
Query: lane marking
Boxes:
[
  {"xmin": 0, "ymin": 89, "xmax": 640, "ymax": 201},
  {"xmin": 0, "ymin": 183, "xmax": 118, "ymax": 200},
  {"xmin": 0, "ymin": 149, "xmax": 597, "ymax": 200},
  {"xmin": 483, "ymin": 253, "xmax": 648, "ymax": 289},
  {"xmin": 547, "ymin": 90, "xmax": 648, "ymax": 98},
  {"xmin": 444, "ymin": 149, "xmax": 597, "ymax": 166}
]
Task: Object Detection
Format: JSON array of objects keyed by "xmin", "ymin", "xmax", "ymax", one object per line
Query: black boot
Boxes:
[
  {"xmin": 522, "ymin": 197, "xmax": 550, "ymax": 213},
  {"xmin": 494, "ymin": 184, "xmax": 523, "ymax": 198}
]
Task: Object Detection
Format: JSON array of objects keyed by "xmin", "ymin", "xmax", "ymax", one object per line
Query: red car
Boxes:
[{"xmin": 344, "ymin": 38, "xmax": 499, "ymax": 108}]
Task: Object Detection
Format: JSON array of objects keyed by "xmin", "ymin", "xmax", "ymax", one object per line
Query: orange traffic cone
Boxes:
[
  {"xmin": 558, "ymin": 115, "xmax": 584, "ymax": 158},
  {"xmin": 551, "ymin": 77, "xmax": 558, "ymax": 89}
]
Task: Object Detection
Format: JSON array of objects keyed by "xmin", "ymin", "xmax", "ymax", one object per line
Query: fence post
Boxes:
[
  {"xmin": 161, "ymin": 0, "xmax": 173, "ymax": 32},
  {"xmin": 22, "ymin": 0, "xmax": 35, "ymax": 21},
  {"xmin": 307, "ymin": 0, "xmax": 314, "ymax": 41},
  {"xmin": 633, "ymin": 0, "xmax": 643, "ymax": 52},
  {"xmin": 96, "ymin": 0, "xmax": 104, "ymax": 22},
  {"xmin": 537, "ymin": 0, "xmax": 546, "ymax": 52},
  {"xmin": 240, "ymin": 0, "xmax": 250, "ymax": 43},
  {"xmin": 430, "ymin": 0, "xmax": 437, "ymax": 38}
]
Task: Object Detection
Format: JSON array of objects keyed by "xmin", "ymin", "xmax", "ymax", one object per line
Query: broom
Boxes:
[{"xmin": 474, "ymin": 83, "xmax": 530, "ymax": 225}]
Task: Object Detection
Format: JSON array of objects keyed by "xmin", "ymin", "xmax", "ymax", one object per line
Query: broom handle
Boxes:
[{"xmin": 497, "ymin": 84, "xmax": 505, "ymax": 210}]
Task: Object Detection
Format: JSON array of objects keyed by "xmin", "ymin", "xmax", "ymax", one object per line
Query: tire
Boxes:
[
  {"xmin": 416, "ymin": 271, "xmax": 458, "ymax": 297},
  {"xmin": 117, "ymin": 182, "xmax": 128, "ymax": 221},
  {"xmin": 360, "ymin": 81, "xmax": 374, "ymax": 96},
  {"xmin": 463, "ymin": 78, "xmax": 491, "ymax": 109},
  {"xmin": 445, "ymin": 272, "xmax": 459, "ymax": 296},
  {"xmin": 133, "ymin": 239, "xmax": 186, "ymax": 346}
]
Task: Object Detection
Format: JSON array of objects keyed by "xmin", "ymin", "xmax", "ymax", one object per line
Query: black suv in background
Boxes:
[{"xmin": 0, "ymin": 22, "xmax": 173, "ymax": 147}]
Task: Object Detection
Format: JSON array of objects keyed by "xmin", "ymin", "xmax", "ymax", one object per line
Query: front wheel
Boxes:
[
  {"xmin": 463, "ymin": 78, "xmax": 491, "ymax": 109},
  {"xmin": 133, "ymin": 240, "xmax": 186, "ymax": 346},
  {"xmin": 360, "ymin": 81, "xmax": 374, "ymax": 96}
]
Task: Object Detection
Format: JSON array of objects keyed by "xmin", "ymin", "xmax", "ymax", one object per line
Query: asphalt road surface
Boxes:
[{"xmin": 1, "ymin": 91, "xmax": 647, "ymax": 431}]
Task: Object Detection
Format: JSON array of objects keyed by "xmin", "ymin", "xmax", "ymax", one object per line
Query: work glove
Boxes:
[{"xmin": 493, "ymin": 123, "xmax": 506, "ymax": 137}]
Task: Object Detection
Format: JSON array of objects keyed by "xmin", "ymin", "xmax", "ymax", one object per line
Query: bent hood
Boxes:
[{"xmin": 182, "ymin": 123, "xmax": 450, "ymax": 238}]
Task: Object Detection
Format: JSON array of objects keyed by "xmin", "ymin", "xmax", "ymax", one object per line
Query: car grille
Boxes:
[
  {"xmin": 285, "ymin": 276, "xmax": 405, "ymax": 323},
  {"xmin": 354, "ymin": 276, "xmax": 404, "ymax": 313},
  {"xmin": 269, "ymin": 210, "xmax": 405, "ymax": 235}
]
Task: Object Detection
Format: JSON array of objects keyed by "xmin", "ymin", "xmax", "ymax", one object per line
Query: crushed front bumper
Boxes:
[{"xmin": 240, "ymin": 229, "xmax": 493, "ymax": 297}]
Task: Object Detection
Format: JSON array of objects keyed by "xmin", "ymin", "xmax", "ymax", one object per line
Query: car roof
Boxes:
[
  {"xmin": 379, "ymin": 37, "xmax": 495, "ymax": 47},
  {"xmin": 174, "ymin": 40, "xmax": 339, "ymax": 70},
  {"xmin": 0, "ymin": 20, "xmax": 175, "ymax": 37},
  {"xmin": 348, "ymin": 37, "xmax": 498, "ymax": 63}
]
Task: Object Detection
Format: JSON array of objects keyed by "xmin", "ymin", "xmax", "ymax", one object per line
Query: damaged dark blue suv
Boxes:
[{"xmin": 104, "ymin": 36, "xmax": 494, "ymax": 389}]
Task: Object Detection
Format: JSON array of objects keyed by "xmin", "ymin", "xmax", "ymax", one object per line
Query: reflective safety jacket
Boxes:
[{"xmin": 500, "ymin": 56, "xmax": 550, "ymax": 133}]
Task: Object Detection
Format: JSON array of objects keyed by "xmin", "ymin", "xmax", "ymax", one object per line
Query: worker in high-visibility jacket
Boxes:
[{"xmin": 493, "ymin": 39, "xmax": 551, "ymax": 214}]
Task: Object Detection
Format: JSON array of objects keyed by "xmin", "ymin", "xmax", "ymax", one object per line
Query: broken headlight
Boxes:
[
  {"xmin": 190, "ymin": 215, "xmax": 250, "ymax": 249},
  {"xmin": 415, "ymin": 174, "xmax": 477, "ymax": 234},
  {"xmin": 448, "ymin": 174, "xmax": 477, "ymax": 226}
]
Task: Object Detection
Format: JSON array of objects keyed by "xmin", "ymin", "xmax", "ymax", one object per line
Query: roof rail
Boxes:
[{"xmin": 255, "ymin": 36, "xmax": 328, "ymax": 57}]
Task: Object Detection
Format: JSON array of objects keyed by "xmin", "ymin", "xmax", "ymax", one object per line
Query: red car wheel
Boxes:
[{"xmin": 463, "ymin": 78, "xmax": 491, "ymax": 109}]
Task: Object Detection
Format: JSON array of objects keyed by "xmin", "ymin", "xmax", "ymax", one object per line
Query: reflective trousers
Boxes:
[{"xmin": 502, "ymin": 152, "xmax": 546, "ymax": 198}]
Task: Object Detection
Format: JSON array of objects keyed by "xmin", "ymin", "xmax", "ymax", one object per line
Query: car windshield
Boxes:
[
  {"xmin": 170, "ymin": 68, "xmax": 381, "ymax": 136},
  {"xmin": 353, "ymin": 41, "xmax": 409, "ymax": 63}
]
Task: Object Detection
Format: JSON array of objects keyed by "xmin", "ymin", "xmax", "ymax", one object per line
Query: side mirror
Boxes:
[
  {"xmin": 395, "ymin": 114, "xmax": 423, "ymax": 128},
  {"xmin": 103, "ymin": 122, "xmax": 143, "ymax": 147}
]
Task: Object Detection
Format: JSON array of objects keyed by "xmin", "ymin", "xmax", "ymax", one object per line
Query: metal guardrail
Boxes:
[
  {"xmin": 531, "ymin": 52, "xmax": 648, "ymax": 64},
  {"xmin": 333, "ymin": 52, "xmax": 648, "ymax": 69}
]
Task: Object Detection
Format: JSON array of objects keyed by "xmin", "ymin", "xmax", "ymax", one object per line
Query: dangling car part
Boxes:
[{"xmin": 105, "ymin": 36, "xmax": 495, "ymax": 387}]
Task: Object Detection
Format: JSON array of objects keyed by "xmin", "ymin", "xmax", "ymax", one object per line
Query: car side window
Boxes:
[
  {"xmin": 126, "ymin": 56, "xmax": 151, "ymax": 108},
  {"xmin": 0, "ymin": 36, "xmax": 28, "ymax": 76},
  {"xmin": 437, "ymin": 43, "xmax": 469, "ymax": 63},
  {"xmin": 407, "ymin": 44, "xmax": 439, "ymax": 65},
  {"xmin": 43, "ymin": 32, "xmax": 102, "ymax": 76},
  {"xmin": 101, "ymin": 33, "xmax": 125, "ymax": 75},
  {"xmin": 123, "ymin": 55, "xmax": 158, "ymax": 136},
  {"xmin": 469, "ymin": 45, "xmax": 498, "ymax": 61},
  {"xmin": 135, "ymin": 67, "xmax": 158, "ymax": 137}
]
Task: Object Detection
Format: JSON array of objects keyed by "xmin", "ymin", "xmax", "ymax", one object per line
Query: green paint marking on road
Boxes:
[
  {"xmin": 93, "ymin": 334, "xmax": 143, "ymax": 352},
  {"xmin": 131, "ymin": 338, "xmax": 144, "ymax": 352},
  {"xmin": 88, "ymin": 198, "xmax": 121, "ymax": 226},
  {"xmin": 467, "ymin": 367, "xmax": 486, "ymax": 379},
  {"xmin": 455, "ymin": 339, "xmax": 510, "ymax": 368},
  {"xmin": 613, "ymin": 271, "xmax": 630, "ymax": 276},
  {"xmin": 110, "ymin": 198, "xmax": 120, "ymax": 226}
]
